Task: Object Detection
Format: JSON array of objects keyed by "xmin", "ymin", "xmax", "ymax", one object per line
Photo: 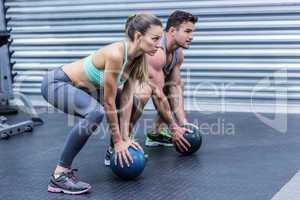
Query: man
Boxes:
[{"xmin": 132, "ymin": 10, "xmax": 198, "ymax": 147}]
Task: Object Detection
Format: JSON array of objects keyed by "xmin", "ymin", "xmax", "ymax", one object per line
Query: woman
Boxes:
[{"xmin": 41, "ymin": 14, "xmax": 163, "ymax": 194}]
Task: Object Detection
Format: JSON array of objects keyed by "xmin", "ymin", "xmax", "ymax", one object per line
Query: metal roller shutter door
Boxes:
[{"xmin": 4, "ymin": 0, "xmax": 300, "ymax": 110}]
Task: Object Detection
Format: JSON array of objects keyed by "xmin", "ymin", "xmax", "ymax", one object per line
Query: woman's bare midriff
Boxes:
[{"xmin": 61, "ymin": 59, "xmax": 97, "ymax": 90}]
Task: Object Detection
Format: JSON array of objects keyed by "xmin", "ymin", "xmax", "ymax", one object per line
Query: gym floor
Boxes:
[{"xmin": 1, "ymin": 110, "xmax": 300, "ymax": 200}]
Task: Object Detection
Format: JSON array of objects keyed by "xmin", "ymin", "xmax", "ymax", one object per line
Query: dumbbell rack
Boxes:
[{"xmin": 0, "ymin": 0, "xmax": 43, "ymax": 140}]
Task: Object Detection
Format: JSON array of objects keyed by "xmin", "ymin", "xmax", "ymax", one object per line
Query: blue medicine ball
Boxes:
[
  {"xmin": 110, "ymin": 147, "xmax": 146, "ymax": 180},
  {"xmin": 175, "ymin": 123, "xmax": 202, "ymax": 156}
]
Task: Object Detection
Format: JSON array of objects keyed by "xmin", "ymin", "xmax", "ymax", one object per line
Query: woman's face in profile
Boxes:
[{"xmin": 139, "ymin": 25, "xmax": 163, "ymax": 56}]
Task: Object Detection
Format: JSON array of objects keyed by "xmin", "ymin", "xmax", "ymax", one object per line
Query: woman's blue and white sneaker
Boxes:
[
  {"xmin": 48, "ymin": 169, "xmax": 91, "ymax": 195},
  {"xmin": 104, "ymin": 146, "xmax": 113, "ymax": 166}
]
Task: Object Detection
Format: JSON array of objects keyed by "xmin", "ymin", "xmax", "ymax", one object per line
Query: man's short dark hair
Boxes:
[{"xmin": 166, "ymin": 10, "xmax": 198, "ymax": 31}]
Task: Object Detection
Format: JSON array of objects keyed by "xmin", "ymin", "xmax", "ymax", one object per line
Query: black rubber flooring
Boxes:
[{"xmin": 1, "ymin": 110, "xmax": 300, "ymax": 200}]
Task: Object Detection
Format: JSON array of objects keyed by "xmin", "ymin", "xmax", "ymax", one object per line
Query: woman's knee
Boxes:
[
  {"xmin": 85, "ymin": 110, "xmax": 105, "ymax": 124},
  {"xmin": 81, "ymin": 110, "xmax": 105, "ymax": 133}
]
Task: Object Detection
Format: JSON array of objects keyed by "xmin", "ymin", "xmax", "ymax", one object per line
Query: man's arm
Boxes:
[
  {"xmin": 147, "ymin": 51, "xmax": 191, "ymax": 151},
  {"xmin": 165, "ymin": 49, "xmax": 187, "ymax": 126},
  {"xmin": 148, "ymin": 81, "xmax": 178, "ymax": 129},
  {"xmin": 146, "ymin": 51, "xmax": 178, "ymax": 129},
  {"xmin": 149, "ymin": 81, "xmax": 190, "ymax": 151}
]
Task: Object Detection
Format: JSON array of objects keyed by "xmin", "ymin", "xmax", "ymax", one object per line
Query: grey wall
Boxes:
[{"xmin": 4, "ymin": 0, "xmax": 300, "ymax": 108}]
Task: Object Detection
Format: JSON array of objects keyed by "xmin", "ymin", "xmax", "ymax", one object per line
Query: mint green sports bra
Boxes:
[{"xmin": 84, "ymin": 41, "xmax": 128, "ymax": 87}]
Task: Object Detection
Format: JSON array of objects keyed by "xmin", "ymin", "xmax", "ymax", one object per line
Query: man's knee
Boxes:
[
  {"xmin": 132, "ymin": 96, "xmax": 142, "ymax": 113},
  {"xmin": 134, "ymin": 83, "xmax": 152, "ymax": 108}
]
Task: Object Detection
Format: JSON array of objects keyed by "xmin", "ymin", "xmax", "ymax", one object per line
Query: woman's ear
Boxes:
[{"xmin": 134, "ymin": 31, "xmax": 142, "ymax": 42}]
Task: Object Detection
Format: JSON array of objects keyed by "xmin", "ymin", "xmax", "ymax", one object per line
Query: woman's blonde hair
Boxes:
[{"xmin": 125, "ymin": 14, "xmax": 162, "ymax": 83}]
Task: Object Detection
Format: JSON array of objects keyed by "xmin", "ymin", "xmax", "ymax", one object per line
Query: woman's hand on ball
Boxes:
[{"xmin": 114, "ymin": 140, "xmax": 133, "ymax": 168}]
